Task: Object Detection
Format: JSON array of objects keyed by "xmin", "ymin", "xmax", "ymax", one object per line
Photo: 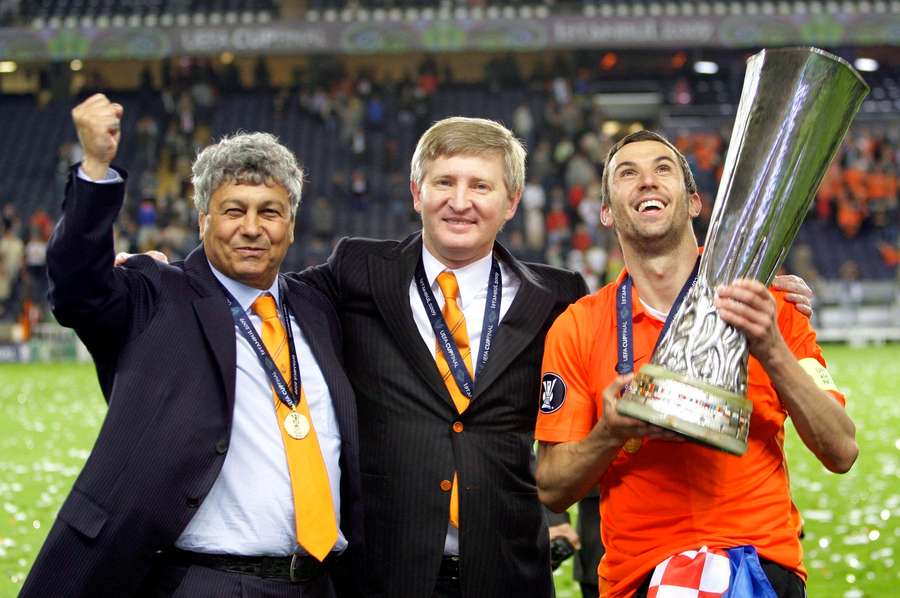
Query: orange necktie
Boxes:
[
  {"xmin": 434, "ymin": 271, "xmax": 473, "ymax": 528},
  {"xmin": 252, "ymin": 294, "xmax": 338, "ymax": 561}
]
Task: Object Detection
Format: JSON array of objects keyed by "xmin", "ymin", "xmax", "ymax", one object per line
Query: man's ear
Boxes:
[
  {"xmin": 600, "ymin": 204, "xmax": 614, "ymax": 228},
  {"xmin": 688, "ymin": 192, "xmax": 702, "ymax": 218},
  {"xmin": 198, "ymin": 212, "xmax": 208, "ymax": 238},
  {"xmin": 410, "ymin": 180, "xmax": 423, "ymax": 214}
]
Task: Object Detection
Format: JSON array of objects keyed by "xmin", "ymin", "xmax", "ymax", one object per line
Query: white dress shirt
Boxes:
[
  {"xmin": 408, "ymin": 245, "xmax": 521, "ymax": 555},
  {"xmin": 175, "ymin": 265, "xmax": 347, "ymax": 556}
]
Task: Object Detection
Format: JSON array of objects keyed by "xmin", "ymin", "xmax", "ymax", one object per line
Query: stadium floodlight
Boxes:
[
  {"xmin": 258, "ymin": 11, "xmax": 271, "ymax": 24},
  {"xmin": 854, "ymin": 57, "xmax": 879, "ymax": 72},
  {"xmin": 145, "ymin": 13, "xmax": 158, "ymax": 26},
  {"xmin": 535, "ymin": 5, "xmax": 549, "ymax": 18},
  {"xmin": 520, "ymin": 5, "xmax": 533, "ymax": 19},
  {"xmin": 64, "ymin": 15, "xmax": 78, "ymax": 28},
  {"xmin": 159, "ymin": 13, "xmax": 173, "ymax": 26},
  {"xmin": 600, "ymin": 4, "xmax": 614, "ymax": 17},
  {"xmin": 404, "ymin": 8, "xmax": 419, "ymax": 21},
  {"xmin": 0, "ymin": 61, "xmax": 17, "ymax": 74},
  {"xmin": 665, "ymin": 2, "xmax": 679, "ymax": 16},
  {"xmin": 421, "ymin": 7, "xmax": 434, "ymax": 20},
  {"xmin": 697, "ymin": 2, "xmax": 712, "ymax": 16},
  {"xmin": 503, "ymin": 5, "xmax": 516, "ymax": 19},
  {"xmin": 694, "ymin": 60, "xmax": 720, "ymax": 74},
  {"xmin": 70, "ymin": 59, "xmax": 83, "ymax": 72},
  {"xmin": 841, "ymin": 0, "xmax": 857, "ymax": 13},
  {"xmin": 712, "ymin": 1, "xmax": 727, "ymax": 16},
  {"xmin": 761, "ymin": 1, "xmax": 776, "ymax": 15},
  {"xmin": 682, "ymin": 2, "xmax": 696, "ymax": 16},
  {"xmin": 648, "ymin": 2, "xmax": 664, "ymax": 17},
  {"xmin": 615, "ymin": 2, "xmax": 629, "ymax": 17},
  {"xmin": 192, "ymin": 13, "xmax": 206, "ymax": 26},
  {"xmin": 372, "ymin": 8, "xmax": 385, "ymax": 21}
]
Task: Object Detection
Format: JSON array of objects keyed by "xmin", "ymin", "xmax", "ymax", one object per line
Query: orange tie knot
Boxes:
[
  {"xmin": 436, "ymin": 271, "xmax": 460, "ymax": 303},
  {"xmin": 252, "ymin": 294, "xmax": 279, "ymax": 320}
]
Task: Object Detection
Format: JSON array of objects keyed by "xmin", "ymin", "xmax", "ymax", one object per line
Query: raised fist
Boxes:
[{"xmin": 71, "ymin": 93, "xmax": 123, "ymax": 180}]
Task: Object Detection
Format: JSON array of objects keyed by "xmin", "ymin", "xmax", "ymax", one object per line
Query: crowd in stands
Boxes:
[{"xmin": 0, "ymin": 54, "xmax": 896, "ymax": 330}]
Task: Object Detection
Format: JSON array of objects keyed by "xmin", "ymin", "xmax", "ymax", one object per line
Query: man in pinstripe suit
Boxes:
[
  {"xmin": 297, "ymin": 117, "xmax": 589, "ymax": 598},
  {"xmin": 22, "ymin": 94, "xmax": 363, "ymax": 598}
]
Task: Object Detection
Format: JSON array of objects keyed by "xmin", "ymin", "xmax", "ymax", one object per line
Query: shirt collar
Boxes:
[
  {"xmin": 421, "ymin": 245, "xmax": 494, "ymax": 310},
  {"xmin": 208, "ymin": 260, "xmax": 281, "ymax": 313}
]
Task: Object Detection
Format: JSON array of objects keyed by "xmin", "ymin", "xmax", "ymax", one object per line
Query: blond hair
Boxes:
[{"xmin": 410, "ymin": 117, "xmax": 526, "ymax": 198}]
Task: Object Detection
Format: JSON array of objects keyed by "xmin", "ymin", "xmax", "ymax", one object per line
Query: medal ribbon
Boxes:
[
  {"xmin": 415, "ymin": 256, "xmax": 502, "ymax": 398},
  {"xmin": 615, "ymin": 256, "xmax": 700, "ymax": 374},
  {"xmin": 218, "ymin": 277, "xmax": 301, "ymax": 411}
]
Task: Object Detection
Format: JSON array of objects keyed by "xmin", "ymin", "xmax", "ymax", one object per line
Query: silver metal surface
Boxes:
[{"xmin": 619, "ymin": 47, "xmax": 868, "ymax": 455}]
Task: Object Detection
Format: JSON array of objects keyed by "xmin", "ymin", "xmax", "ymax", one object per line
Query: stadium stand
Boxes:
[{"xmin": 0, "ymin": 3, "xmax": 896, "ymax": 345}]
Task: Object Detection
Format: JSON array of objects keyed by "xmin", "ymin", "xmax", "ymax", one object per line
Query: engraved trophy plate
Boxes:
[{"xmin": 618, "ymin": 47, "xmax": 868, "ymax": 455}]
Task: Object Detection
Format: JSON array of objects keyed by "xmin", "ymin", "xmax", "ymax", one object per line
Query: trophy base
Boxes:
[{"xmin": 618, "ymin": 364, "xmax": 752, "ymax": 456}]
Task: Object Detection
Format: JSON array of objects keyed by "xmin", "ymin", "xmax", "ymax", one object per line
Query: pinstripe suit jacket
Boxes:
[
  {"xmin": 21, "ymin": 169, "xmax": 363, "ymax": 598},
  {"xmin": 295, "ymin": 234, "xmax": 588, "ymax": 597}
]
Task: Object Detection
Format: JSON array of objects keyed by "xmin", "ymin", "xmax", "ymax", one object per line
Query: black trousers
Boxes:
[
  {"xmin": 633, "ymin": 556, "xmax": 806, "ymax": 598},
  {"xmin": 137, "ymin": 560, "xmax": 337, "ymax": 598}
]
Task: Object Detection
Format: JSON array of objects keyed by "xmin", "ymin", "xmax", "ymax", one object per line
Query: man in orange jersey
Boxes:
[{"xmin": 534, "ymin": 130, "xmax": 857, "ymax": 598}]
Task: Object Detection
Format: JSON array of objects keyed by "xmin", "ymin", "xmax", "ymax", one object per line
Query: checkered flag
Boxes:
[{"xmin": 647, "ymin": 545, "xmax": 778, "ymax": 598}]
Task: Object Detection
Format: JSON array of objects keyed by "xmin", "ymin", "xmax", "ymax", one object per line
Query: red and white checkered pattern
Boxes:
[{"xmin": 647, "ymin": 546, "xmax": 731, "ymax": 598}]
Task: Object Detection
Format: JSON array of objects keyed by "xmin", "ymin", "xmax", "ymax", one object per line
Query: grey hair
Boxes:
[
  {"xmin": 192, "ymin": 132, "xmax": 304, "ymax": 216},
  {"xmin": 410, "ymin": 116, "xmax": 526, "ymax": 199}
]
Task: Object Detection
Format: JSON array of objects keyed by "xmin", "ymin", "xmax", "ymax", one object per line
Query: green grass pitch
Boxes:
[{"xmin": 1, "ymin": 343, "xmax": 897, "ymax": 597}]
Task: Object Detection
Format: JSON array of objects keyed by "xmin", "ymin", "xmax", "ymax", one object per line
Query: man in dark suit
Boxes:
[
  {"xmin": 21, "ymin": 94, "xmax": 362, "ymax": 598},
  {"xmin": 296, "ymin": 117, "xmax": 589, "ymax": 597}
]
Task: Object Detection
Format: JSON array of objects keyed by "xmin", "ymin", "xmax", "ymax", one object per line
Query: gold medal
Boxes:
[
  {"xmin": 623, "ymin": 438, "xmax": 642, "ymax": 454},
  {"xmin": 283, "ymin": 412, "xmax": 310, "ymax": 440}
]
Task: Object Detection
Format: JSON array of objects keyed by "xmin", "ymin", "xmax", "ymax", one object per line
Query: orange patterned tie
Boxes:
[
  {"xmin": 252, "ymin": 294, "xmax": 338, "ymax": 561},
  {"xmin": 434, "ymin": 271, "xmax": 473, "ymax": 528}
]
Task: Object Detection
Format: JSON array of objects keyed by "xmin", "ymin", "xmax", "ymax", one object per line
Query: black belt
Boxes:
[
  {"xmin": 438, "ymin": 555, "xmax": 460, "ymax": 580},
  {"xmin": 167, "ymin": 548, "xmax": 329, "ymax": 583}
]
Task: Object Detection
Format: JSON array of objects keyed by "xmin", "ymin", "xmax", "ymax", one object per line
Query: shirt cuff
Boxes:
[{"xmin": 77, "ymin": 166, "xmax": 123, "ymax": 184}]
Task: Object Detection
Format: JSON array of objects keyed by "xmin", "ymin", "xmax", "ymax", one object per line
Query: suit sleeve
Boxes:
[
  {"xmin": 47, "ymin": 166, "xmax": 159, "ymax": 351},
  {"xmin": 287, "ymin": 237, "xmax": 350, "ymax": 306}
]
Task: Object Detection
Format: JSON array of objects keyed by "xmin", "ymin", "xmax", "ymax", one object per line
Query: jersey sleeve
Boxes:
[
  {"xmin": 535, "ymin": 302, "xmax": 598, "ymax": 443},
  {"xmin": 776, "ymin": 292, "xmax": 846, "ymax": 407}
]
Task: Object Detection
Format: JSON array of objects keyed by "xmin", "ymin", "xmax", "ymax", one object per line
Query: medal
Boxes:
[
  {"xmin": 284, "ymin": 412, "xmax": 310, "ymax": 439},
  {"xmin": 624, "ymin": 438, "xmax": 642, "ymax": 454}
]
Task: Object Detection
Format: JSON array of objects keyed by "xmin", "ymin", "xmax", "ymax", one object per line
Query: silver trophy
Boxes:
[{"xmin": 617, "ymin": 47, "xmax": 869, "ymax": 455}]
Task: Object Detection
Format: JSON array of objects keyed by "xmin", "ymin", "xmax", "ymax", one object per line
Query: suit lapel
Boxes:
[
  {"xmin": 369, "ymin": 233, "xmax": 454, "ymax": 405},
  {"xmin": 472, "ymin": 243, "xmax": 555, "ymax": 400},
  {"xmin": 282, "ymin": 277, "xmax": 341, "ymax": 399},
  {"xmin": 184, "ymin": 246, "xmax": 237, "ymax": 414}
]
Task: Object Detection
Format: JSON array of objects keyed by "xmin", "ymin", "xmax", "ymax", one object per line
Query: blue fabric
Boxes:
[{"xmin": 724, "ymin": 546, "xmax": 778, "ymax": 598}]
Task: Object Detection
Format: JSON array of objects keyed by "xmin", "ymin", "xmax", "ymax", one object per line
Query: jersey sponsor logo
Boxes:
[{"xmin": 539, "ymin": 372, "xmax": 566, "ymax": 414}]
